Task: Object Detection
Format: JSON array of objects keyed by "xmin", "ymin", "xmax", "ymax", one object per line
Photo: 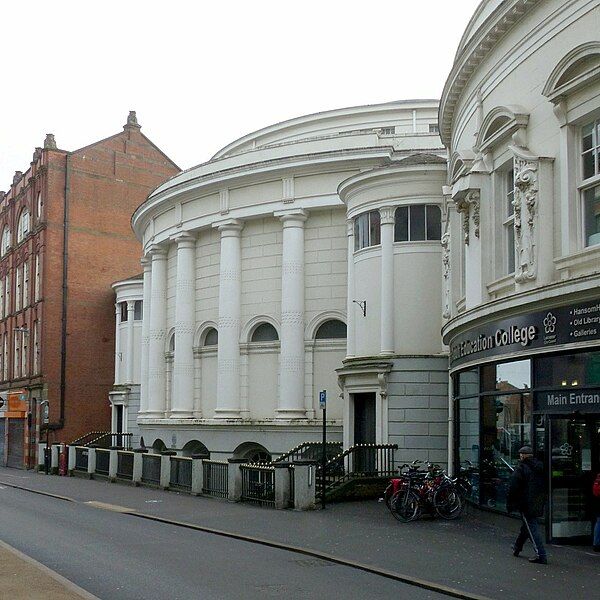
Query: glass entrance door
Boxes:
[{"xmin": 549, "ymin": 416, "xmax": 599, "ymax": 542}]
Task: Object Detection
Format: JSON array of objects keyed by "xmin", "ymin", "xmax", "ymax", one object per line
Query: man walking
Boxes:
[{"xmin": 507, "ymin": 445, "xmax": 548, "ymax": 564}]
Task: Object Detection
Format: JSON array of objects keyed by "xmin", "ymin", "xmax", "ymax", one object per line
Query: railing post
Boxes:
[
  {"xmin": 227, "ymin": 458, "xmax": 247, "ymax": 502},
  {"xmin": 191, "ymin": 455, "xmax": 204, "ymax": 496},
  {"xmin": 132, "ymin": 448, "xmax": 147, "ymax": 485},
  {"xmin": 273, "ymin": 462, "xmax": 291, "ymax": 509},
  {"xmin": 108, "ymin": 448, "xmax": 119, "ymax": 482},
  {"xmin": 160, "ymin": 451, "xmax": 176, "ymax": 489},
  {"xmin": 87, "ymin": 447, "xmax": 97, "ymax": 477},
  {"xmin": 50, "ymin": 443, "xmax": 60, "ymax": 474},
  {"xmin": 292, "ymin": 460, "xmax": 317, "ymax": 510},
  {"xmin": 68, "ymin": 445, "xmax": 77, "ymax": 474}
]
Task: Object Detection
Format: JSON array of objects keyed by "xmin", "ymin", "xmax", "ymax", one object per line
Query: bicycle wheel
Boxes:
[
  {"xmin": 433, "ymin": 484, "xmax": 463, "ymax": 520},
  {"xmin": 390, "ymin": 489, "xmax": 421, "ymax": 522}
]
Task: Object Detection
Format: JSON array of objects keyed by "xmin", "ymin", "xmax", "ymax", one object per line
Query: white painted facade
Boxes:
[
  {"xmin": 124, "ymin": 100, "xmax": 447, "ymax": 460},
  {"xmin": 440, "ymin": 0, "xmax": 600, "ymax": 535}
]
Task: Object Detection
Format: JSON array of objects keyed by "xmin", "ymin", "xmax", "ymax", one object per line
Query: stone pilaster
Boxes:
[
  {"xmin": 126, "ymin": 301, "xmax": 135, "ymax": 383},
  {"xmin": 379, "ymin": 207, "xmax": 395, "ymax": 355},
  {"xmin": 346, "ymin": 219, "xmax": 355, "ymax": 358},
  {"xmin": 139, "ymin": 256, "xmax": 152, "ymax": 416}
]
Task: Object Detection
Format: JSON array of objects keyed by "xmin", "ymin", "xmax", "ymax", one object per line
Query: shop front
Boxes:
[{"xmin": 448, "ymin": 297, "xmax": 600, "ymax": 545}]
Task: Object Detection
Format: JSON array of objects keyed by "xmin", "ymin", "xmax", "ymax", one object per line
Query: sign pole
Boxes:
[{"xmin": 319, "ymin": 390, "xmax": 327, "ymax": 509}]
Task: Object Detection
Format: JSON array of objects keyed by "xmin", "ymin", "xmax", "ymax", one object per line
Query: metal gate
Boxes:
[{"xmin": 7, "ymin": 419, "xmax": 25, "ymax": 469}]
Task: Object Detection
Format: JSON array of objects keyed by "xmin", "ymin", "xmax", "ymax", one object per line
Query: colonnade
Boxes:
[{"xmin": 138, "ymin": 209, "xmax": 311, "ymax": 421}]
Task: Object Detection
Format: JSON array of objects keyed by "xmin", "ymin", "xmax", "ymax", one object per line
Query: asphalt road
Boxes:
[{"xmin": 0, "ymin": 484, "xmax": 446, "ymax": 600}]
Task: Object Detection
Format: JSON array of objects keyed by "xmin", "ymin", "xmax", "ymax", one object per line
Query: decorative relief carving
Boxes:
[
  {"xmin": 513, "ymin": 156, "xmax": 538, "ymax": 283},
  {"xmin": 441, "ymin": 231, "xmax": 451, "ymax": 319},
  {"xmin": 149, "ymin": 329, "xmax": 166, "ymax": 341},
  {"xmin": 281, "ymin": 261, "xmax": 303, "ymax": 276},
  {"xmin": 346, "ymin": 219, "xmax": 354, "ymax": 237},
  {"xmin": 379, "ymin": 206, "xmax": 395, "ymax": 225},
  {"xmin": 454, "ymin": 198, "xmax": 470, "ymax": 245},
  {"xmin": 218, "ymin": 358, "xmax": 239, "ymax": 372},
  {"xmin": 281, "ymin": 311, "xmax": 304, "ymax": 325},
  {"xmin": 282, "ymin": 177, "xmax": 294, "ymax": 203},
  {"xmin": 467, "ymin": 190, "xmax": 480, "ymax": 239},
  {"xmin": 218, "ymin": 317, "xmax": 240, "ymax": 329},
  {"xmin": 453, "ymin": 189, "xmax": 480, "ymax": 244},
  {"xmin": 175, "ymin": 322, "xmax": 194, "ymax": 335},
  {"xmin": 219, "ymin": 189, "xmax": 229, "ymax": 215},
  {"xmin": 280, "ymin": 356, "xmax": 304, "ymax": 373},
  {"xmin": 220, "ymin": 268, "xmax": 239, "ymax": 282}
]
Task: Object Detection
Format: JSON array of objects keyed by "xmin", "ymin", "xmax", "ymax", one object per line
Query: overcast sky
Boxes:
[{"xmin": 0, "ymin": 0, "xmax": 481, "ymax": 187}]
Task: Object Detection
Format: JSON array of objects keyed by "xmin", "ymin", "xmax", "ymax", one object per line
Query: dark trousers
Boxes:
[{"xmin": 514, "ymin": 513, "xmax": 547, "ymax": 558}]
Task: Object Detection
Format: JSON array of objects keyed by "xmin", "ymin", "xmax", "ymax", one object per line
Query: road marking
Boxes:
[{"xmin": 84, "ymin": 501, "xmax": 135, "ymax": 513}]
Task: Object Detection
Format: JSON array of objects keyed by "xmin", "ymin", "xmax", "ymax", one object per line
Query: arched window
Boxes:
[
  {"xmin": 315, "ymin": 319, "xmax": 347, "ymax": 339},
  {"xmin": 394, "ymin": 205, "xmax": 441, "ymax": 241},
  {"xmin": 37, "ymin": 192, "xmax": 43, "ymax": 221},
  {"xmin": 17, "ymin": 209, "xmax": 30, "ymax": 243},
  {"xmin": 168, "ymin": 333, "xmax": 175, "ymax": 352},
  {"xmin": 181, "ymin": 440, "xmax": 210, "ymax": 458},
  {"xmin": 203, "ymin": 327, "xmax": 218, "ymax": 346},
  {"xmin": 1, "ymin": 227, "xmax": 10, "ymax": 257},
  {"xmin": 152, "ymin": 439, "xmax": 167, "ymax": 454},
  {"xmin": 250, "ymin": 323, "xmax": 279, "ymax": 342},
  {"xmin": 354, "ymin": 210, "xmax": 381, "ymax": 250}
]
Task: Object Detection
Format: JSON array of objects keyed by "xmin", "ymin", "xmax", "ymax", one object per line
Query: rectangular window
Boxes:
[
  {"xmin": 34, "ymin": 254, "xmax": 41, "ymax": 301},
  {"xmin": 120, "ymin": 302, "xmax": 128, "ymax": 322},
  {"xmin": 429, "ymin": 123, "xmax": 440, "ymax": 133},
  {"xmin": 503, "ymin": 169, "xmax": 516, "ymax": 273},
  {"xmin": 394, "ymin": 205, "xmax": 442, "ymax": 242},
  {"xmin": 134, "ymin": 300, "xmax": 143, "ymax": 320},
  {"xmin": 354, "ymin": 211, "xmax": 381, "ymax": 250},
  {"xmin": 379, "ymin": 127, "xmax": 395, "ymax": 135},
  {"xmin": 0, "ymin": 277, "xmax": 4, "ymax": 318},
  {"xmin": 21, "ymin": 330, "xmax": 27, "ymax": 376},
  {"xmin": 581, "ymin": 120, "xmax": 600, "ymax": 247},
  {"xmin": 5, "ymin": 272, "xmax": 10, "ymax": 318},
  {"xmin": 15, "ymin": 268, "xmax": 21, "ymax": 312},
  {"xmin": 13, "ymin": 334, "xmax": 20, "ymax": 379},
  {"xmin": 2, "ymin": 334, "xmax": 7, "ymax": 380},
  {"xmin": 33, "ymin": 321, "xmax": 40, "ymax": 375},
  {"xmin": 22, "ymin": 262, "xmax": 29, "ymax": 309}
]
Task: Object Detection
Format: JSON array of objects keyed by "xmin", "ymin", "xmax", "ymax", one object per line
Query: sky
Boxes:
[{"xmin": 0, "ymin": 0, "xmax": 482, "ymax": 187}]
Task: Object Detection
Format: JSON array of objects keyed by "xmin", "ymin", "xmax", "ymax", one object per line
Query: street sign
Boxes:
[{"xmin": 319, "ymin": 390, "xmax": 327, "ymax": 409}]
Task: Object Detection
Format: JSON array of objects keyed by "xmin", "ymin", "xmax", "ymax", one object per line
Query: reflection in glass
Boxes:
[
  {"xmin": 458, "ymin": 396, "xmax": 480, "ymax": 503},
  {"xmin": 481, "ymin": 393, "xmax": 531, "ymax": 511},
  {"xmin": 456, "ymin": 369, "xmax": 478, "ymax": 397},
  {"xmin": 536, "ymin": 351, "xmax": 600, "ymax": 387},
  {"xmin": 482, "ymin": 359, "xmax": 530, "ymax": 391}
]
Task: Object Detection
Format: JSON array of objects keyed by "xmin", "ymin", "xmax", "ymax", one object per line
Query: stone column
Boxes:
[
  {"xmin": 276, "ymin": 209, "xmax": 307, "ymax": 419},
  {"xmin": 345, "ymin": 219, "xmax": 355, "ymax": 358},
  {"xmin": 379, "ymin": 206, "xmax": 395, "ymax": 355},
  {"xmin": 146, "ymin": 245, "xmax": 168, "ymax": 417},
  {"xmin": 114, "ymin": 304, "xmax": 122, "ymax": 385},
  {"xmin": 126, "ymin": 301, "xmax": 135, "ymax": 383},
  {"xmin": 139, "ymin": 257, "xmax": 152, "ymax": 416},
  {"xmin": 171, "ymin": 232, "xmax": 196, "ymax": 418},
  {"xmin": 214, "ymin": 220, "xmax": 243, "ymax": 419}
]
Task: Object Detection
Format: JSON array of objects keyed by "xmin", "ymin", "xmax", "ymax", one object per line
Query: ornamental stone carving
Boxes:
[
  {"xmin": 441, "ymin": 230, "xmax": 451, "ymax": 319},
  {"xmin": 513, "ymin": 156, "xmax": 538, "ymax": 282},
  {"xmin": 379, "ymin": 206, "xmax": 395, "ymax": 225},
  {"xmin": 453, "ymin": 189, "xmax": 479, "ymax": 245}
]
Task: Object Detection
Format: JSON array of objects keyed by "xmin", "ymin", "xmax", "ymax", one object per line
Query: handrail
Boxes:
[
  {"xmin": 70, "ymin": 431, "xmax": 110, "ymax": 446},
  {"xmin": 271, "ymin": 441, "xmax": 342, "ymax": 464}
]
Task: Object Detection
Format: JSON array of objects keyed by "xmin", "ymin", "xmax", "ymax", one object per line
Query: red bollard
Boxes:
[{"xmin": 58, "ymin": 444, "xmax": 68, "ymax": 476}]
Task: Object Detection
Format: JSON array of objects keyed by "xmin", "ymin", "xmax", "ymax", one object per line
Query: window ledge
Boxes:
[
  {"xmin": 554, "ymin": 245, "xmax": 600, "ymax": 274},
  {"xmin": 487, "ymin": 274, "xmax": 516, "ymax": 298}
]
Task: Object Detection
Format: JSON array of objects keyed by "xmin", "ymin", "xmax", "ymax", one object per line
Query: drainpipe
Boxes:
[
  {"xmin": 447, "ymin": 371, "xmax": 454, "ymax": 477},
  {"xmin": 45, "ymin": 152, "xmax": 70, "ymax": 435}
]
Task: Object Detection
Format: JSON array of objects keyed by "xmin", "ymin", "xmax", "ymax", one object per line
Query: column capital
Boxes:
[
  {"xmin": 346, "ymin": 219, "xmax": 354, "ymax": 237},
  {"xmin": 141, "ymin": 255, "xmax": 152, "ymax": 270},
  {"xmin": 170, "ymin": 231, "xmax": 197, "ymax": 247},
  {"xmin": 379, "ymin": 206, "xmax": 395, "ymax": 225},
  {"xmin": 127, "ymin": 300, "xmax": 136, "ymax": 312},
  {"xmin": 274, "ymin": 208, "xmax": 308, "ymax": 226},
  {"xmin": 213, "ymin": 218, "xmax": 243, "ymax": 234},
  {"xmin": 147, "ymin": 244, "xmax": 168, "ymax": 259}
]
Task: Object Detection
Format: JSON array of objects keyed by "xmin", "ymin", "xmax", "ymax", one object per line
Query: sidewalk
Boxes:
[
  {"xmin": 0, "ymin": 539, "xmax": 96, "ymax": 600},
  {"xmin": 0, "ymin": 467, "xmax": 598, "ymax": 600}
]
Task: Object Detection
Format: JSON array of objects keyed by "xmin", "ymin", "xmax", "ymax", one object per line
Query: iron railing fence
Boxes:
[
  {"xmin": 202, "ymin": 460, "xmax": 228, "ymax": 498},
  {"xmin": 272, "ymin": 441, "xmax": 342, "ymax": 465},
  {"xmin": 240, "ymin": 464, "xmax": 275, "ymax": 507},
  {"xmin": 316, "ymin": 444, "xmax": 398, "ymax": 496},
  {"xmin": 70, "ymin": 432, "xmax": 133, "ymax": 449},
  {"xmin": 71, "ymin": 431, "xmax": 110, "ymax": 446},
  {"xmin": 95, "ymin": 448, "xmax": 110, "ymax": 475},
  {"xmin": 141, "ymin": 454, "xmax": 161, "ymax": 485},
  {"xmin": 74, "ymin": 447, "xmax": 88, "ymax": 471},
  {"xmin": 117, "ymin": 451, "xmax": 134, "ymax": 480},
  {"xmin": 170, "ymin": 457, "xmax": 192, "ymax": 491}
]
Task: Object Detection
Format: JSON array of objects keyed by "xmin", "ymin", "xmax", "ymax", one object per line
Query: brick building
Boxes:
[{"xmin": 0, "ymin": 113, "xmax": 179, "ymax": 467}]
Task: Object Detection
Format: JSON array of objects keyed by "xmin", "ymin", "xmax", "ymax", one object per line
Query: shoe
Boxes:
[
  {"xmin": 512, "ymin": 547, "xmax": 521, "ymax": 557},
  {"xmin": 528, "ymin": 556, "xmax": 548, "ymax": 564}
]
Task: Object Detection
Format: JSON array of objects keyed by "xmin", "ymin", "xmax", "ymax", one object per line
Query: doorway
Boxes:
[
  {"xmin": 549, "ymin": 415, "xmax": 600, "ymax": 543},
  {"xmin": 353, "ymin": 393, "xmax": 376, "ymax": 472}
]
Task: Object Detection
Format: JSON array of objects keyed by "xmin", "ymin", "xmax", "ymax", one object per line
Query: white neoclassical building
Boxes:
[
  {"xmin": 114, "ymin": 99, "xmax": 449, "ymax": 461},
  {"xmin": 441, "ymin": 0, "xmax": 600, "ymax": 544}
]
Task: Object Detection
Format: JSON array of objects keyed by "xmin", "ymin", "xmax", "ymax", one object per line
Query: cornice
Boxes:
[{"xmin": 439, "ymin": 0, "xmax": 542, "ymax": 147}]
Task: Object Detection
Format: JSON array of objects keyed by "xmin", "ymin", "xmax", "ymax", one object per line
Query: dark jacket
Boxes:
[{"xmin": 507, "ymin": 457, "xmax": 546, "ymax": 518}]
